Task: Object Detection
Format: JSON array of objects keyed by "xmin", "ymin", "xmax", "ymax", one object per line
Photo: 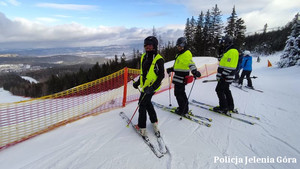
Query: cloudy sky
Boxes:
[{"xmin": 0, "ymin": 0, "xmax": 299, "ymax": 49}]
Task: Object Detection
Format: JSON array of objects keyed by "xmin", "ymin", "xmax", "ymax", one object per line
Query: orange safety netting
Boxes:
[{"xmin": 0, "ymin": 62, "xmax": 218, "ymax": 150}]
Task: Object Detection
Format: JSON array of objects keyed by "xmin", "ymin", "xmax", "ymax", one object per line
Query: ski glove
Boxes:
[
  {"xmin": 166, "ymin": 67, "xmax": 174, "ymax": 74},
  {"xmin": 144, "ymin": 86, "xmax": 154, "ymax": 94},
  {"xmin": 192, "ymin": 70, "xmax": 201, "ymax": 79},
  {"xmin": 133, "ymin": 81, "xmax": 139, "ymax": 89}
]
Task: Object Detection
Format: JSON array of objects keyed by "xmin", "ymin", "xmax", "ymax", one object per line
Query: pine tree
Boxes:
[
  {"xmin": 203, "ymin": 9, "xmax": 213, "ymax": 55},
  {"xmin": 184, "ymin": 18, "xmax": 193, "ymax": 48},
  {"xmin": 158, "ymin": 35, "xmax": 163, "ymax": 52},
  {"xmin": 263, "ymin": 23, "xmax": 268, "ymax": 34},
  {"xmin": 210, "ymin": 4, "xmax": 223, "ymax": 56},
  {"xmin": 194, "ymin": 11, "xmax": 205, "ymax": 56},
  {"xmin": 224, "ymin": 6, "xmax": 238, "ymax": 37},
  {"xmin": 278, "ymin": 13, "xmax": 300, "ymax": 67},
  {"xmin": 235, "ymin": 18, "xmax": 246, "ymax": 49}
]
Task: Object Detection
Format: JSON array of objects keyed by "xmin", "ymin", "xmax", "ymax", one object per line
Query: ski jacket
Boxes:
[
  {"xmin": 241, "ymin": 55, "xmax": 252, "ymax": 71},
  {"xmin": 236, "ymin": 53, "xmax": 244, "ymax": 70},
  {"xmin": 172, "ymin": 49, "xmax": 197, "ymax": 84},
  {"xmin": 217, "ymin": 47, "xmax": 239, "ymax": 83},
  {"xmin": 139, "ymin": 53, "xmax": 164, "ymax": 92}
]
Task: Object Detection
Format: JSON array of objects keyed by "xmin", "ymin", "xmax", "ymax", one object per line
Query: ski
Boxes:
[
  {"xmin": 244, "ymin": 86, "xmax": 264, "ymax": 93},
  {"xmin": 231, "ymin": 84, "xmax": 249, "ymax": 92},
  {"xmin": 187, "ymin": 111, "xmax": 213, "ymax": 122},
  {"xmin": 155, "ymin": 133, "xmax": 168, "ymax": 154},
  {"xmin": 152, "ymin": 101, "xmax": 211, "ymax": 127},
  {"xmin": 190, "ymin": 100, "xmax": 255, "ymax": 125},
  {"xmin": 119, "ymin": 112, "xmax": 164, "ymax": 158},
  {"xmin": 191, "ymin": 99, "xmax": 260, "ymax": 120}
]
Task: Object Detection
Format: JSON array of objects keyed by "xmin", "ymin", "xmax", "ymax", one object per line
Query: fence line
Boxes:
[{"xmin": 0, "ymin": 62, "xmax": 218, "ymax": 150}]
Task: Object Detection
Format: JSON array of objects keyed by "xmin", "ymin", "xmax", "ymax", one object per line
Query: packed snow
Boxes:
[
  {"xmin": 0, "ymin": 88, "xmax": 30, "ymax": 104},
  {"xmin": 0, "ymin": 52, "xmax": 299, "ymax": 169},
  {"xmin": 21, "ymin": 76, "xmax": 38, "ymax": 84}
]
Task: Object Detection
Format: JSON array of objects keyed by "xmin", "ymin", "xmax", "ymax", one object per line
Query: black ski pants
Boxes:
[
  {"xmin": 138, "ymin": 92, "xmax": 158, "ymax": 128},
  {"xmin": 215, "ymin": 79, "xmax": 234, "ymax": 111},
  {"xmin": 239, "ymin": 70, "xmax": 252, "ymax": 87},
  {"xmin": 174, "ymin": 83, "xmax": 188, "ymax": 115}
]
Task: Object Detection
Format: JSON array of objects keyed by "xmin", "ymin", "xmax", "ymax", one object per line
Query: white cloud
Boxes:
[
  {"xmin": 53, "ymin": 15, "xmax": 72, "ymax": 18},
  {"xmin": 35, "ymin": 17, "xmax": 60, "ymax": 23},
  {"xmin": 36, "ymin": 3, "xmax": 98, "ymax": 11},
  {"xmin": 0, "ymin": 1, "xmax": 7, "ymax": 6},
  {"xmin": 165, "ymin": 0, "xmax": 299, "ymax": 33},
  {"xmin": 0, "ymin": 12, "xmax": 183, "ymax": 49},
  {"xmin": 7, "ymin": 0, "xmax": 20, "ymax": 6}
]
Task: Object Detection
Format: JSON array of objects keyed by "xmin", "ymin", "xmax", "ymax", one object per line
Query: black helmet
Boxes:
[
  {"xmin": 144, "ymin": 36, "xmax": 158, "ymax": 49},
  {"xmin": 220, "ymin": 34, "xmax": 233, "ymax": 47},
  {"xmin": 176, "ymin": 37, "xmax": 187, "ymax": 47}
]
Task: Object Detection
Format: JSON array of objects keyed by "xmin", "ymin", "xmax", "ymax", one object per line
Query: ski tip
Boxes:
[
  {"xmin": 126, "ymin": 124, "xmax": 130, "ymax": 128},
  {"xmin": 208, "ymin": 119, "xmax": 213, "ymax": 122}
]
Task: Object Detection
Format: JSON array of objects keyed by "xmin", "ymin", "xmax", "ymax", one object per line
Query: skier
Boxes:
[
  {"xmin": 166, "ymin": 37, "xmax": 201, "ymax": 116},
  {"xmin": 132, "ymin": 36, "xmax": 165, "ymax": 138},
  {"xmin": 238, "ymin": 50, "xmax": 253, "ymax": 89},
  {"xmin": 257, "ymin": 56, "xmax": 261, "ymax": 63},
  {"xmin": 214, "ymin": 35, "xmax": 239, "ymax": 115}
]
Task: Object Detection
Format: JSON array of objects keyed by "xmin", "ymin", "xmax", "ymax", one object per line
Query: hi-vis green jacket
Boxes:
[
  {"xmin": 139, "ymin": 53, "xmax": 164, "ymax": 92},
  {"xmin": 172, "ymin": 50, "xmax": 197, "ymax": 84},
  {"xmin": 217, "ymin": 48, "xmax": 239, "ymax": 83}
]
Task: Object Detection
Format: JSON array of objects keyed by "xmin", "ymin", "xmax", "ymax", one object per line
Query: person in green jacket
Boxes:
[
  {"xmin": 214, "ymin": 35, "xmax": 239, "ymax": 116},
  {"xmin": 166, "ymin": 37, "xmax": 201, "ymax": 116},
  {"xmin": 133, "ymin": 36, "xmax": 165, "ymax": 138}
]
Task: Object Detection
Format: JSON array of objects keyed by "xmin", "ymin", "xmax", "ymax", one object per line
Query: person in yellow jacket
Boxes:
[
  {"xmin": 166, "ymin": 37, "xmax": 201, "ymax": 116},
  {"xmin": 133, "ymin": 36, "xmax": 164, "ymax": 138},
  {"xmin": 214, "ymin": 35, "xmax": 239, "ymax": 116}
]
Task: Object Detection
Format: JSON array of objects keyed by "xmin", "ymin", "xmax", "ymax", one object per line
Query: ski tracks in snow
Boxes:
[
  {"xmin": 257, "ymin": 123, "xmax": 300, "ymax": 155},
  {"xmin": 22, "ymin": 128, "xmax": 125, "ymax": 169}
]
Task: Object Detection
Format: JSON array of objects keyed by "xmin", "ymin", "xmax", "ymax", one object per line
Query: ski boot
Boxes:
[
  {"xmin": 135, "ymin": 125, "xmax": 148, "ymax": 140},
  {"xmin": 213, "ymin": 106, "xmax": 231, "ymax": 116},
  {"xmin": 152, "ymin": 122, "xmax": 160, "ymax": 137},
  {"xmin": 229, "ymin": 108, "xmax": 239, "ymax": 114},
  {"xmin": 246, "ymin": 85, "xmax": 254, "ymax": 89}
]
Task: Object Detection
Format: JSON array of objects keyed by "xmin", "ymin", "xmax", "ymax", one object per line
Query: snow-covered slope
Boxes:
[
  {"xmin": 0, "ymin": 53, "xmax": 299, "ymax": 169},
  {"xmin": 0, "ymin": 88, "xmax": 29, "ymax": 104}
]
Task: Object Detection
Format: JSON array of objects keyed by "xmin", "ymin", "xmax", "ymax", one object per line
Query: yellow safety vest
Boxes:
[
  {"xmin": 140, "ymin": 53, "xmax": 164, "ymax": 92},
  {"xmin": 219, "ymin": 49, "xmax": 239, "ymax": 70}
]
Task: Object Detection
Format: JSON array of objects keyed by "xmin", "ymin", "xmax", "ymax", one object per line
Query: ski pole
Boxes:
[
  {"xmin": 168, "ymin": 73, "xmax": 172, "ymax": 106},
  {"xmin": 202, "ymin": 76, "xmax": 258, "ymax": 83},
  {"xmin": 180, "ymin": 77, "xmax": 196, "ymax": 120},
  {"xmin": 127, "ymin": 77, "xmax": 153, "ymax": 127},
  {"xmin": 127, "ymin": 93, "xmax": 146, "ymax": 127}
]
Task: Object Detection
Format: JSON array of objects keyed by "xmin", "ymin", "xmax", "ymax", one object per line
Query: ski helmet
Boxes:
[
  {"xmin": 244, "ymin": 50, "xmax": 250, "ymax": 56},
  {"xmin": 176, "ymin": 37, "xmax": 187, "ymax": 47},
  {"xmin": 144, "ymin": 36, "xmax": 158, "ymax": 50}
]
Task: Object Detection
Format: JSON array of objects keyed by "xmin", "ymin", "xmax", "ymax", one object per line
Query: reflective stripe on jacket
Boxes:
[{"xmin": 140, "ymin": 53, "xmax": 164, "ymax": 92}]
